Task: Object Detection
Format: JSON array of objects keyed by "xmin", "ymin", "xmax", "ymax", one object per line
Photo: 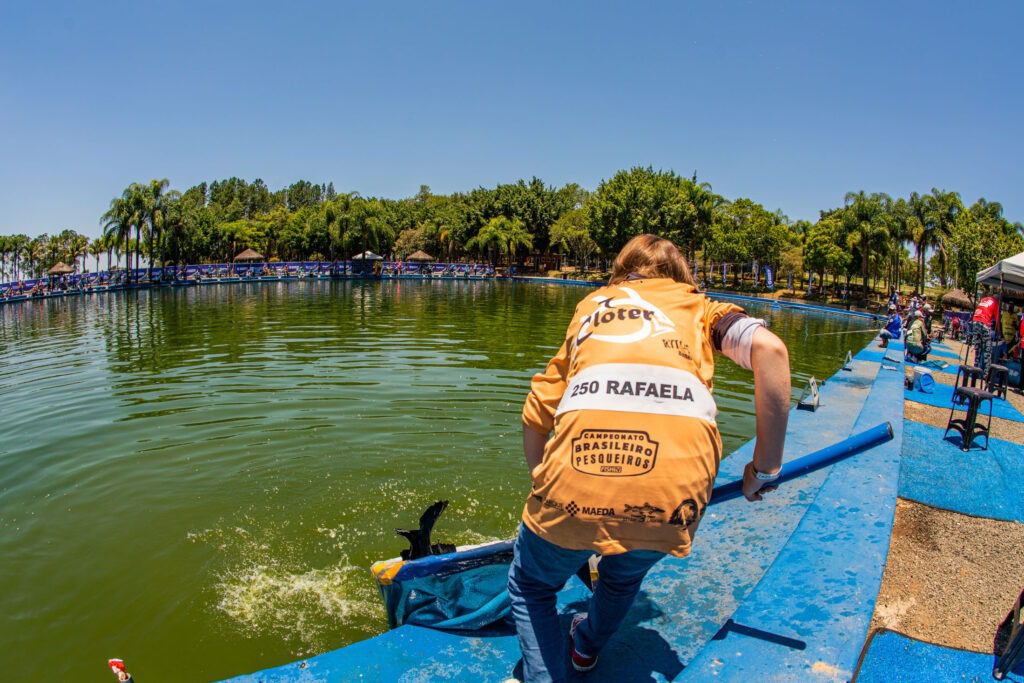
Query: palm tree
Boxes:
[
  {"xmin": 843, "ymin": 191, "xmax": 892, "ymax": 299},
  {"xmin": 25, "ymin": 237, "xmax": 46, "ymax": 278},
  {"xmin": 102, "ymin": 194, "xmax": 137, "ymax": 278},
  {"xmin": 69, "ymin": 233, "xmax": 89, "ymax": 273},
  {"xmin": 908, "ymin": 189, "xmax": 962, "ymax": 292},
  {"xmin": 327, "ymin": 192, "xmax": 360, "ymax": 260},
  {"xmin": 466, "ymin": 216, "xmax": 534, "ymax": 267},
  {"xmin": 926, "ymin": 189, "xmax": 962, "ymax": 289},
  {"xmin": 0, "ymin": 235, "xmax": 9, "ymax": 282},
  {"xmin": 89, "ymin": 237, "xmax": 106, "ymax": 274},
  {"xmin": 9, "ymin": 234, "xmax": 29, "ymax": 281},
  {"xmin": 144, "ymin": 178, "xmax": 170, "ymax": 276}
]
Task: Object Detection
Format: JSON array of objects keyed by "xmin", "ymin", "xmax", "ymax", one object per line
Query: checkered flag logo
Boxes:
[{"xmin": 566, "ymin": 501, "xmax": 579, "ymax": 516}]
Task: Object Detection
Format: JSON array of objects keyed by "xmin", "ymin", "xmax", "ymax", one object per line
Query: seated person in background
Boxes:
[
  {"xmin": 879, "ymin": 304, "xmax": 902, "ymax": 348},
  {"xmin": 905, "ymin": 310, "xmax": 929, "ymax": 362}
]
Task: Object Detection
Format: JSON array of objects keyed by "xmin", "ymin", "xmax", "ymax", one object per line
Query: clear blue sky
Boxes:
[{"xmin": 1, "ymin": 1, "xmax": 1021, "ymax": 240}]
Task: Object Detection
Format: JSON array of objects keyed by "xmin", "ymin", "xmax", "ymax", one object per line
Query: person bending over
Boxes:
[{"xmin": 508, "ymin": 234, "xmax": 791, "ymax": 682}]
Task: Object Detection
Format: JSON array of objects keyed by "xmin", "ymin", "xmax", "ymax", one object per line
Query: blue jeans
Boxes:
[{"xmin": 507, "ymin": 524, "xmax": 664, "ymax": 683}]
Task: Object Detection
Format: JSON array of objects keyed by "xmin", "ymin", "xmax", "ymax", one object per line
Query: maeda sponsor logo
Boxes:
[{"xmin": 571, "ymin": 429, "xmax": 659, "ymax": 476}]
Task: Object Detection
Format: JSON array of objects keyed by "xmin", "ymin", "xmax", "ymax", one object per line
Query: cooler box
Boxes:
[{"xmin": 913, "ymin": 366, "xmax": 934, "ymax": 393}]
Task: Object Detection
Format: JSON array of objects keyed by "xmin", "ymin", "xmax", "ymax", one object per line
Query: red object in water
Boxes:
[{"xmin": 108, "ymin": 658, "xmax": 126, "ymax": 672}]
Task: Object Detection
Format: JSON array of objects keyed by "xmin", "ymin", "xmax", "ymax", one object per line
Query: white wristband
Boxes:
[{"xmin": 753, "ymin": 465, "xmax": 780, "ymax": 481}]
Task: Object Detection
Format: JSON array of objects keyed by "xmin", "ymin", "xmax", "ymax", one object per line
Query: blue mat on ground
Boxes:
[
  {"xmin": 855, "ymin": 630, "xmax": 1023, "ymax": 683},
  {"xmin": 904, "ymin": 381, "xmax": 1024, "ymax": 422},
  {"xmin": 926, "ymin": 346, "xmax": 963, "ymax": 360},
  {"xmin": 855, "ymin": 348, "xmax": 906, "ymax": 366},
  {"xmin": 899, "ymin": 419, "xmax": 1024, "ymax": 523}
]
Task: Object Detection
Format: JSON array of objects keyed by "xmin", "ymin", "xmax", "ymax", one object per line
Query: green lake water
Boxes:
[{"xmin": 0, "ymin": 280, "xmax": 877, "ymax": 681}]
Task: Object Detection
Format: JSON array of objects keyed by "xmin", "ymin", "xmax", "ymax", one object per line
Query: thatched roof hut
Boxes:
[
  {"xmin": 47, "ymin": 262, "xmax": 74, "ymax": 275},
  {"xmin": 233, "ymin": 248, "xmax": 264, "ymax": 262},
  {"xmin": 941, "ymin": 288, "xmax": 973, "ymax": 309},
  {"xmin": 406, "ymin": 250, "xmax": 435, "ymax": 262}
]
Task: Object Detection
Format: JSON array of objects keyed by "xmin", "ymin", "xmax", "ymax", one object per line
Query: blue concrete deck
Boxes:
[{"xmin": 226, "ymin": 337, "xmax": 905, "ymax": 683}]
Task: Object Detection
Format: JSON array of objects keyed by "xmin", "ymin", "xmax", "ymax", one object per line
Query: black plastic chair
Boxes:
[
  {"xmin": 945, "ymin": 386, "xmax": 994, "ymax": 451},
  {"xmin": 953, "ymin": 364, "xmax": 985, "ymax": 405},
  {"xmin": 987, "ymin": 364, "xmax": 1010, "ymax": 401}
]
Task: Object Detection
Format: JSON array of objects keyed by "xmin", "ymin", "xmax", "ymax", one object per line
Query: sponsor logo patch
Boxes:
[
  {"xmin": 668, "ymin": 499, "xmax": 701, "ymax": 526},
  {"xmin": 571, "ymin": 429, "xmax": 659, "ymax": 476},
  {"xmin": 621, "ymin": 502, "xmax": 665, "ymax": 523}
]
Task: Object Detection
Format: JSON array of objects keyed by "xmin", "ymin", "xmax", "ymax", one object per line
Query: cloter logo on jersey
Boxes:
[
  {"xmin": 571, "ymin": 429, "xmax": 659, "ymax": 476},
  {"xmin": 575, "ymin": 287, "xmax": 675, "ymax": 349}
]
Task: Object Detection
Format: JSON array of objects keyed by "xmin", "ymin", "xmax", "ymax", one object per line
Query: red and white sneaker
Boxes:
[{"xmin": 569, "ymin": 613, "xmax": 597, "ymax": 672}]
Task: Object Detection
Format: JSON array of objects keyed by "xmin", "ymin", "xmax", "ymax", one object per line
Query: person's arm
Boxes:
[
  {"xmin": 521, "ymin": 335, "xmax": 571, "ymax": 474},
  {"xmin": 523, "ymin": 424, "xmax": 548, "ymax": 473},
  {"xmin": 742, "ymin": 326, "xmax": 791, "ymax": 501}
]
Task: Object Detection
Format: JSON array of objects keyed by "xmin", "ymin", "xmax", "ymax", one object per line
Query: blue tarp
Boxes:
[
  {"xmin": 378, "ymin": 541, "xmax": 514, "ymax": 631},
  {"xmin": 899, "ymin": 419, "xmax": 1024, "ymax": 523},
  {"xmin": 904, "ymin": 381, "xmax": 1024, "ymax": 422},
  {"xmin": 855, "ymin": 630, "xmax": 1023, "ymax": 683}
]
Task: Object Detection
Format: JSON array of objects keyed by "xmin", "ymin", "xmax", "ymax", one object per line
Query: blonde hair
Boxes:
[{"xmin": 608, "ymin": 234, "xmax": 696, "ymax": 286}]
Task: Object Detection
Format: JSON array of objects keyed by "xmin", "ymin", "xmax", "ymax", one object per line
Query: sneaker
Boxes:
[{"xmin": 569, "ymin": 613, "xmax": 597, "ymax": 672}]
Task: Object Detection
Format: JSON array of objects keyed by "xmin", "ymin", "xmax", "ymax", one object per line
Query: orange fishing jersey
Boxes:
[{"xmin": 521, "ymin": 278, "xmax": 743, "ymax": 558}]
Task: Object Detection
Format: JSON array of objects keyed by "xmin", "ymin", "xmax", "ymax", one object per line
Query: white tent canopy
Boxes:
[
  {"xmin": 352, "ymin": 251, "xmax": 383, "ymax": 260},
  {"xmin": 976, "ymin": 251, "xmax": 1024, "ymax": 294}
]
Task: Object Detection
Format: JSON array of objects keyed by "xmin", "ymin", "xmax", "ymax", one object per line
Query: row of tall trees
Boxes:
[
  {"xmin": 0, "ymin": 230, "xmax": 94, "ymax": 282},
  {"xmin": 2, "ymin": 169, "xmax": 1021, "ymax": 298},
  {"xmin": 802, "ymin": 189, "xmax": 1023, "ymax": 296}
]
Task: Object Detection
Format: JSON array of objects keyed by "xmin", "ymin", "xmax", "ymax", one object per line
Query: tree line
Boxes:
[{"xmin": 1, "ymin": 168, "xmax": 1021, "ymax": 300}]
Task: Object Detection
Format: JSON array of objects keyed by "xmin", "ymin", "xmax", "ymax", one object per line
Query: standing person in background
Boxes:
[
  {"xmin": 950, "ymin": 315, "xmax": 963, "ymax": 341},
  {"xmin": 508, "ymin": 234, "xmax": 792, "ymax": 682},
  {"xmin": 887, "ymin": 288, "xmax": 900, "ymax": 309},
  {"xmin": 971, "ymin": 293, "xmax": 999, "ymax": 371},
  {"xmin": 999, "ymin": 304, "xmax": 1016, "ymax": 362}
]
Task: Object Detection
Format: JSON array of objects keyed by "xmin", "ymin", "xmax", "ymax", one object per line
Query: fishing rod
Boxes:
[
  {"xmin": 806, "ymin": 328, "xmax": 880, "ymax": 337},
  {"xmin": 707, "ymin": 421, "xmax": 893, "ymax": 504}
]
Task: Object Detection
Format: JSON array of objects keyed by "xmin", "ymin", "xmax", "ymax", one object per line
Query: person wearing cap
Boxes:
[
  {"xmin": 887, "ymin": 288, "xmax": 900, "ymax": 309},
  {"xmin": 879, "ymin": 304, "xmax": 902, "ymax": 348},
  {"xmin": 922, "ymin": 303, "xmax": 935, "ymax": 337},
  {"xmin": 905, "ymin": 310, "xmax": 929, "ymax": 362}
]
